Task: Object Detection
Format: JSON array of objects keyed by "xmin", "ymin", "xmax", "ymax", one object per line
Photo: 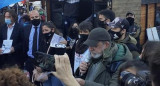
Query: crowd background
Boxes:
[{"xmin": 0, "ymin": 0, "xmax": 160, "ymax": 86}]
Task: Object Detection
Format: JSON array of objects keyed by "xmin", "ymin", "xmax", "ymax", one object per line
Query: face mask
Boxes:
[
  {"xmin": 79, "ymin": 34, "xmax": 88, "ymax": 41},
  {"xmin": 31, "ymin": 19, "xmax": 40, "ymax": 26},
  {"xmin": 44, "ymin": 31, "xmax": 54, "ymax": 40},
  {"xmin": 5, "ymin": 19, "xmax": 12, "ymax": 25},
  {"xmin": 126, "ymin": 17, "xmax": 134, "ymax": 25},
  {"xmin": 108, "ymin": 29, "xmax": 122, "ymax": 40},
  {"xmin": 98, "ymin": 20, "xmax": 107, "ymax": 28}
]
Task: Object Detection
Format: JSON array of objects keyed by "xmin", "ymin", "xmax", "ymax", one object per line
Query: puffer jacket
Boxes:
[{"xmin": 117, "ymin": 34, "xmax": 139, "ymax": 59}]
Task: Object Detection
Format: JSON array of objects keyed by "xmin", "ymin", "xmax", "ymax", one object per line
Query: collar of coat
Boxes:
[
  {"xmin": 102, "ymin": 42, "xmax": 118, "ymax": 63},
  {"xmin": 118, "ymin": 33, "xmax": 137, "ymax": 45}
]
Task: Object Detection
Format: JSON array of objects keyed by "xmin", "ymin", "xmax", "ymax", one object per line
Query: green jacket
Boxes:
[
  {"xmin": 118, "ymin": 34, "xmax": 137, "ymax": 45},
  {"xmin": 118, "ymin": 34, "xmax": 140, "ymax": 59},
  {"xmin": 84, "ymin": 43, "xmax": 133, "ymax": 86}
]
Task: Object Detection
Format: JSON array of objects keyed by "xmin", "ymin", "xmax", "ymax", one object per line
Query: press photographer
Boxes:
[{"xmin": 119, "ymin": 60, "xmax": 151, "ymax": 86}]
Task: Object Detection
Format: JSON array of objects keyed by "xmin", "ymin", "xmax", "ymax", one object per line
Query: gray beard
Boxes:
[{"xmin": 91, "ymin": 53, "xmax": 102, "ymax": 59}]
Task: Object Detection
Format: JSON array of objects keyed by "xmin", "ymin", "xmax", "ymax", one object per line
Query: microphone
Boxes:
[{"xmin": 80, "ymin": 54, "xmax": 91, "ymax": 76}]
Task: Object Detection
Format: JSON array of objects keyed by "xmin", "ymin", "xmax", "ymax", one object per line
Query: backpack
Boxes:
[{"xmin": 106, "ymin": 60, "xmax": 124, "ymax": 75}]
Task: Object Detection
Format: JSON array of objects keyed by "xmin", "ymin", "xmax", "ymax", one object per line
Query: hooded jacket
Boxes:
[
  {"xmin": 117, "ymin": 34, "xmax": 139, "ymax": 59},
  {"xmin": 83, "ymin": 43, "xmax": 133, "ymax": 86}
]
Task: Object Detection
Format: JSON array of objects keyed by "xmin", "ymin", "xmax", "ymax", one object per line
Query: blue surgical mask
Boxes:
[{"xmin": 5, "ymin": 19, "xmax": 12, "ymax": 25}]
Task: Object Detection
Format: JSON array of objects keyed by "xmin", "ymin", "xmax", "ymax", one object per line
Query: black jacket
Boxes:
[
  {"xmin": 0, "ymin": 22, "xmax": 23, "ymax": 66},
  {"xmin": 22, "ymin": 24, "xmax": 44, "ymax": 58},
  {"xmin": 0, "ymin": 22, "xmax": 23, "ymax": 53}
]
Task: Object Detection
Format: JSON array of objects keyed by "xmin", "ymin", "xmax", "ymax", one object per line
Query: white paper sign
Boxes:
[
  {"xmin": 50, "ymin": 33, "xmax": 66, "ymax": 47},
  {"xmin": 147, "ymin": 27, "xmax": 160, "ymax": 41},
  {"xmin": 1, "ymin": 40, "xmax": 13, "ymax": 54},
  {"xmin": 74, "ymin": 49, "xmax": 90, "ymax": 73}
]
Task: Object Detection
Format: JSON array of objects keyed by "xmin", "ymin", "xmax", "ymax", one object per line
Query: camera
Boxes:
[
  {"xmin": 34, "ymin": 44, "xmax": 66, "ymax": 72},
  {"xmin": 120, "ymin": 70, "xmax": 151, "ymax": 86},
  {"xmin": 48, "ymin": 44, "xmax": 66, "ymax": 55},
  {"xmin": 34, "ymin": 51, "xmax": 56, "ymax": 72}
]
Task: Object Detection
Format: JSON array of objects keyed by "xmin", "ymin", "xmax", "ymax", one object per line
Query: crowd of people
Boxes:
[{"xmin": 0, "ymin": 2, "xmax": 160, "ymax": 86}]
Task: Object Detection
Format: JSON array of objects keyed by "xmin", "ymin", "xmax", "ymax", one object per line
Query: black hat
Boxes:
[
  {"xmin": 84, "ymin": 28, "xmax": 111, "ymax": 47},
  {"xmin": 98, "ymin": 9, "xmax": 115, "ymax": 21},
  {"xmin": 108, "ymin": 17, "xmax": 130, "ymax": 31},
  {"xmin": 126, "ymin": 11, "xmax": 135, "ymax": 17}
]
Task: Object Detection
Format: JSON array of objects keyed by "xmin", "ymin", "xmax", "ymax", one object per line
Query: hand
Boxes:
[
  {"xmin": 52, "ymin": 53, "xmax": 80, "ymax": 86},
  {"xmin": 76, "ymin": 78, "xmax": 85, "ymax": 86},
  {"xmin": 79, "ymin": 62, "xmax": 89, "ymax": 75},
  {"xmin": 36, "ymin": 66, "xmax": 42, "ymax": 73},
  {"xmin": 10, "ymin": 47, "xmax": 15, "ymax": 53},
  {"xmin": 60, "ymin": 40, "xmax": 67, "ymax": 45},
  {"xmin": 52, "ymin": 53, "xmax": 72, "ymax": 80}
]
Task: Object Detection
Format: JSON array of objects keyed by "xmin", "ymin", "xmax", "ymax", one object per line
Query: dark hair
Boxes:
[
  {"xmin": 141, "ymin": 41, "xmax": 160, "ymax": 65},
  {"xmin": 78, "ymin": 21, "xmax": 93, "ymax": 32},
  {"xmin": 22, "ymin": 15, "xmax": 30, "ymax": 22},
  {"xmin": 98, "ymin": 9, "xmax": 115, "ymax": 21},
  {"xmin": 126, "ymin": 12, "xmax": 135, "ymax": 17},
  {"xmin": 150, "ymin": 46, "xmax": 160, "ymax": 86},
  {"xmin": 0, "ymin": 67, "xmax": 34, "ymax": 86},
  {"xmin": 119, "ymin": 60, "xmax": 149, "ymax": 84},
  {"xmin": 42, "ymin": 21, "xmax": 60, "ymax": 35},
  {"xmin": 4, "ymin": 9, "xmax": 18, "ymax": 22},
  {"xmin": 120, "ymin": 60, "xmax": 149, "ymax": 74},
  {"xmin": 68, "ymin": 22, "xmax": 79, "ymax": 39}
]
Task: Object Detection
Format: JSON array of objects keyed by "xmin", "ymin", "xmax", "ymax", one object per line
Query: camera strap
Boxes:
[{"xmin": 47, "ymin": 46, "xmax": 51, "ymax": 54}]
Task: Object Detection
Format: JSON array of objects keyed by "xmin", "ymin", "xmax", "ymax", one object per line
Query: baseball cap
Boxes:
[
  {"xmin": 84, "ymin": 27, "xmax": 111, "ymax": 47},
  {"xmin": 108, "ymin": 17, "xmax": 130, "ymax": 31}
]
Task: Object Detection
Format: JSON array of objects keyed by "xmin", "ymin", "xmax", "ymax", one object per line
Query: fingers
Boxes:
[
  {"xmin": 36, "ymin": 66, "xmax": 42, "ymax": 73},
  {"xmin": 54, "ymin": 53, "xmax": 71, "ymax": 71},
  {"xmin": 60, "ymin": 41, "xmax": 67, "ymax": 45},
  {"xmin": 52, "ymin": 53, "xmax": 71, "ymax": 79},
  {"xmin": 79, "ymin": 62, "xmax": 88, "ymax": 74},
  {"xmin": 51, "ymin": 72, "xmax": 57, "ymax": 77},
  {"xmin": 55, "ymin": 53, "xmax": 70, "ymax": 66},
  {"xmin": 80, "ymin": 62, "xmax": 88, "ymax": 70},
  {"xmin": 64, "ymin": 53, "xmax": 71, "ymax": 66},
  {"xmin": 54, "ymin": 55, "xmax": 60, "ymax": 69}
]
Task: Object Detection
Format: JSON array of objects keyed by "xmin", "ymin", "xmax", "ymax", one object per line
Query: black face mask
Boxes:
[
  {"xmin": 31, "ymin": 19, "xmax": 40, "ymax": 26},
  {"xmin": 44, "ymin": 31, "xmax": 54, "ymax": 40},
  {"xmin": 126, "ymin": 17, "xmax": 134, "ymax": 25},
  {"xmin": 98, "ymin": 20, "xmax": 107, "ymax": 28},
  {"xmin": 79, "ymin": 34, "xmax": 88, "ymax": 41},
  {"xmin": 108, "ymin": 29, "xmax": 122, "ymax": 40}
]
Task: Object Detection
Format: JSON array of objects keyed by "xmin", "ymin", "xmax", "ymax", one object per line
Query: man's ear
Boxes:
[
  {"xmin": 121, "ymin": 29, "xmax": 126, "ymax": 34},
  {"xmin": 105, "ymin": 41, "xmax": 110, "ymax": 48}
]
